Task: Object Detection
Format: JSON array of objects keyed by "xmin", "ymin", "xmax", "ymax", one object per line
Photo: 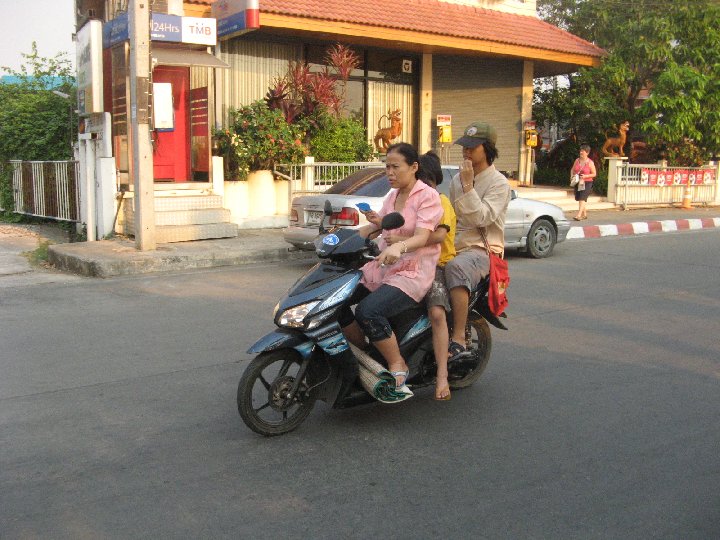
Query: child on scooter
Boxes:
[{"xmin": 384, "ymin": 151, "xmax": 456, "ymax": 400}]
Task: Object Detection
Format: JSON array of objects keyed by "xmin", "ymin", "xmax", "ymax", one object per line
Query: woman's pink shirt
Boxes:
[{"xmin": 360, "ymin": 180, "xmax": 442, "ymax": 302}]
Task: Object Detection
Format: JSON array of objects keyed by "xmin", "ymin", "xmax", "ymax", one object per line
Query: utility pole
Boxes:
[{"xmin": 129, "ymin": 0, "xmax": 156, "ymax": 250}]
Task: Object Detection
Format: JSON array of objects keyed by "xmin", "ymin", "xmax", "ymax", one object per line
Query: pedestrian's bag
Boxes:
[
  {"xmin": 570, "ymin": 173, "xmax": 580, "ymax": 187},
  {"xmin": 480, "ymin": 229, "xmax": 509, "ymax": 317}
]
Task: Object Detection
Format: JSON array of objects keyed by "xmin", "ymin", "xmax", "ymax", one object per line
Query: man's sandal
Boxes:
[{"xmin": 448, "ymin": 340, "xmax": 470, "ymax": 362}]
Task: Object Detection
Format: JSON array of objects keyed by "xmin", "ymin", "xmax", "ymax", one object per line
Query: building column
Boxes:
[
  {"xmin": 418, "ymin": 53, "xmax": 433, "ymax": 154},
  {"xmin": 606, "ymin": 156, "xmax": 628, "ymax": 204},
  {"xmin": 518, "ymin": 60, "xmax": 534, "ymax": 185},
  {"xmin": 129, "ymin": 0, "xmax": 156, "ymax": 250}
]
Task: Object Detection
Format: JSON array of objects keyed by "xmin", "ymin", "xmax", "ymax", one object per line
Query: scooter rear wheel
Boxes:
[
  {"xmin": 450, "ymin": 317, "xmax": 492, "ymax": 389},
  {"xmin": 237, "ymin": 350, "xmax": 317, "ymax": 436}
]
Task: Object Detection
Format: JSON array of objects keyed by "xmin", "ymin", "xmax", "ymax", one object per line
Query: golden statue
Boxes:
[
  {"xmin": 602, "ymin": 121, "xmax": 630, "ymax": 157},
  {"xmin": 373, "ymin": 109, "xmax": 402, "ymax": 153}
]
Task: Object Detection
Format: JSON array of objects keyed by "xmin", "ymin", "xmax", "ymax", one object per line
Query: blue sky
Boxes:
[{"xmin": 1, "ymin": 0, "xmax": 75, "ymax": 75}]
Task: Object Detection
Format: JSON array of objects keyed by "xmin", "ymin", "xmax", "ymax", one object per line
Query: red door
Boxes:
[{"xmin": 152, "ymin": 66, "xmax": 191, "ymax": 182}]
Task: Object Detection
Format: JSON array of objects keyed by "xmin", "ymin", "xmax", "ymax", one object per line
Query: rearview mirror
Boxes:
[{"xmin": 319, "ymin": 200, "xmax": 334, "ymax": 234}]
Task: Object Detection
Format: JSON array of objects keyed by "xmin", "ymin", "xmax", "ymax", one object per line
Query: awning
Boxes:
[{"xmin": 152, "ymin": 48, "xmax": 229, "ymax": 69}]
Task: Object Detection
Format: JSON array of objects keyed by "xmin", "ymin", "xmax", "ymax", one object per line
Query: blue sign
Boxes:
[
  {"xmin": 103, "ymin": 13, "xmax": 216, "ymax": 48},
  {"xmin": 322, "ymin": 234, "xmax": 340, "ymax": 246},
  {"xmin": 150, "ymin": 14, "xmax": 182, "ymax": 42},
  {"xmin": 217, "ymin": 10, "xmax": 251, "ymax": 37},
  {"xmin": 103, "ymin": 12, "xmax": 128, "ymax": 48}
]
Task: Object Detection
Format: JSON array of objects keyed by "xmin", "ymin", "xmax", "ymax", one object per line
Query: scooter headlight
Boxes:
[{"xmin": 277, "ymin": 301, "xmax": 319, "ymax": 328}]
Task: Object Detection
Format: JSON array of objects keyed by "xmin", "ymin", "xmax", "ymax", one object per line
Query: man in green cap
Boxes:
[{"xmin": 445, "ymin": 121, "xmax": 511, "ymax": 360}]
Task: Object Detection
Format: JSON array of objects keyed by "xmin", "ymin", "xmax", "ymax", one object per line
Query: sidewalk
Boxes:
[
  {"xmin": 0, "ymin": 223, "xmax": 72, "ymax": 276},
  {"xmin": 1, "ymin": 206, "xmax": 718, "ymax": 279}
]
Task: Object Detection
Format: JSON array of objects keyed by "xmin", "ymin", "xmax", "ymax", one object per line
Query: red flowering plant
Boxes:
[
  {"xmin": 214, "ymin": 44, "xmax": 366, "ymax": 179},
  {"xmin": 265, "ymin": 43, "xmax": 360, "ymax": 138},
  {"xmin": 214, "ymin": 100, "xmax": 307, "ymax": 180}
]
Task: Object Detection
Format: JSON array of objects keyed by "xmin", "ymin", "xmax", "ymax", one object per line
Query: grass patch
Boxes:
[
  {"xmin": 0, "ymin": 212, "xmax": 24, "ymax": 223},
  {"xmin": 23, "ymin": 240, "xmax": 52, "ymax": 268}
]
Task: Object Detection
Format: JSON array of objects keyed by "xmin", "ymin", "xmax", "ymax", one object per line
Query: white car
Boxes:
[{"xmin": 283, "ymin": 166, "xmax": 570, "ymax": 258}]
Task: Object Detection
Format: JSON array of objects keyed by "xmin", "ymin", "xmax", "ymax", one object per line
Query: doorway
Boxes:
[{"xmin": 152, "ymin": 66, "xmax": 191, "ymax": 182}]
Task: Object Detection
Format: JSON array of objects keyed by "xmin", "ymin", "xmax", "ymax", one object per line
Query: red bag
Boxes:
[
  {"xmin": 480, "ymin": 228, "xmax": 510, "ymax": 317},
  {"xmin": 487, "ymin": 252, "xmax": 509, "ymax": 317}
]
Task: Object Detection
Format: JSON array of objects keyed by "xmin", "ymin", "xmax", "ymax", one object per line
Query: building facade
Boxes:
[
  {"xmin": 206, "ymin": 0, "xmax": 603, "ymax": 176},
  {"xmin": 80, "ymin": 0, "xmax": 603, "ymax": 241}
]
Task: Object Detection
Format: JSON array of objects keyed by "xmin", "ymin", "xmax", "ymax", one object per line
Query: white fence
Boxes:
[
  {"xmin": 2, "ymin": 160, "xmax": 80, "ymax": 221},
  {"xmin": 274, "ymin": 159, "xmax": 384, "ymax": 201},
  {"xmin": 609, "ymin": 159, "xmax": 719, "ymax": 208}
]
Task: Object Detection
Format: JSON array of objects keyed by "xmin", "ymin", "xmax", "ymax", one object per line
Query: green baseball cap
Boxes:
[{"xmin": 454, "ymin": 121, "xmax": 497, "ymax": 147}]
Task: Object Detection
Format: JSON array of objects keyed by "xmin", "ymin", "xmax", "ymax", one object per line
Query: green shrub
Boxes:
[
  {"xmin": 592, "ymin": 168, "xmax": 608, "ymax": 196},
  {"xmin": 310, "ymin": 114, "xmax": 373, "ymax": 162},
  {"xmin": 214, "ymin": 100, "xmax": 307, "ymax": 179},
  {"xmin": 0, "ymin": 165, "xmax": 16, "ymax": 219},
  {"xmin": 533, "ymin": 167, "xmax": 568, "ymax": 187}
]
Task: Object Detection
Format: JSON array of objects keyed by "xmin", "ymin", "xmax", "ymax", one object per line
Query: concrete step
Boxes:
[
  {"xmin": 155, "ymin": 223, "xmax": 239, "ymax": 243},
  {"xmin": 125, "ymin": 209, "xmax": 232, "ymax": 233},
  {"xmin": 516, "ymin": 186, "xmax": 617, "ymax": 212},
  {"xmin": 124, "ymin": 195, "xmax": 225, "ymax": 212},
  {"xmin": 121, "ymin": 194, "xmax": 238, "ymax": 242}
]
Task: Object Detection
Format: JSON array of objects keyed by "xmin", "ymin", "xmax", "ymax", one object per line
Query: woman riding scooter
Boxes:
[{"xmin": 339, "ymin": 143, "xmax": 443, "ymax": 398}]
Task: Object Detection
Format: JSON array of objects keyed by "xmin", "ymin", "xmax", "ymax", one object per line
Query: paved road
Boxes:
[{"xmin": 1, "ymin": 229, "xmax": 719, "ymax": 538}]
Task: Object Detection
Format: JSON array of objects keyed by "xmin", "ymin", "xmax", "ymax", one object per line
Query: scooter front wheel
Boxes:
[{"xmin": 237, "ymin": 349, "xmax": 317, "ymax": 436}]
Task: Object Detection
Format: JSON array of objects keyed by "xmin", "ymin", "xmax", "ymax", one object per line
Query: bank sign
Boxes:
[
  {"xmin": 103, "ymin": 13, "xmax": 217, "ymax": 48},
  {"xmin": 212, "ymin": 0, "xmax": 260, "ymax": 37}
]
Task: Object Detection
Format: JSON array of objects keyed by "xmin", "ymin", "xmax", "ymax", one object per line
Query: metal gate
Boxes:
[{"xmin": 5, "ymin": 160, "xmax": 80, "ymax": 221}]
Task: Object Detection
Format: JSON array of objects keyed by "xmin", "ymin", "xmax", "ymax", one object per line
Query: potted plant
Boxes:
[
  {"xmin": 213, "ymin": 44, "xmax": 370, "ymax": 220},
  {"xmin": 214, "ymin": 100, "xmax": 307, "ymax": 217}
]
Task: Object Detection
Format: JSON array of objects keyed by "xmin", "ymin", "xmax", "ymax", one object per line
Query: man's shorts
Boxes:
[
  {"xmin": 425, "ymin": 266, "xmax": 451, "ymax": 312},
  {"xmin": 444, "ymin": 248, "xmax": 490, "ymax": 293}
]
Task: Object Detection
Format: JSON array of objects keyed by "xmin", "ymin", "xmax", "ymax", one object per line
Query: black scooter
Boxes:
[{"xmin": 238, "ymin": 202, "xmax": 507, "ymax": 436}]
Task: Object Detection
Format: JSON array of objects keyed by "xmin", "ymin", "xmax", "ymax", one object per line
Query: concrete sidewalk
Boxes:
[
  {"xmin": 0, "ymin": 223, "xmax": 73, "ymax": 276},
  {"xmin": 1, "ymin": 206, "xmax": 718, "ymax": 279},
  {"xmin": 47, "ymin": 228, "xmax": 316, "ymax": 278}
]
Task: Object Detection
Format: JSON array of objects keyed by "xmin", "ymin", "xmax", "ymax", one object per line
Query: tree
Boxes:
[
  {"xmin": 0, "ymin": 42, "xmax": 77, "ymax": 162},
  {"xmin": 534, "ymin": 0, "xmax": 720, "ymax": 165}
]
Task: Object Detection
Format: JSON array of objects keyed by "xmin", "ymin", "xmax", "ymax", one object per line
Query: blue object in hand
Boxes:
[{"xmin": 356, "ymin": 202, "xmax": 371, "ymax": 212}]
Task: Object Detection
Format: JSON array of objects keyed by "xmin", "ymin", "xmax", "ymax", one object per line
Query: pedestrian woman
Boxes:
[
  {"xmin": 571, "ymin": 144, "xmax": 597, "ymax": 220},
  {"xmin": 340, "ymin": 142, "xmax": 443, "ymax": 399}
]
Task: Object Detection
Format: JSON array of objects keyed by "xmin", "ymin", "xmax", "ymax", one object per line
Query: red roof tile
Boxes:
[{"xmin": 192, "ymin": 0, "xmax": 604, "ymax": 60}]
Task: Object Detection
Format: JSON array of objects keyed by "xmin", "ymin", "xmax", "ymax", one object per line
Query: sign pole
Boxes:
[{"xmin": 129, "ymin": 0, "xmax": 156, "ymax": 250}]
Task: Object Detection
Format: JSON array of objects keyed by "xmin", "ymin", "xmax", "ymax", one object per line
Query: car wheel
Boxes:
[{"xmin": 526, "ymin": 218, "xmax": 556, "ymax": 258}]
